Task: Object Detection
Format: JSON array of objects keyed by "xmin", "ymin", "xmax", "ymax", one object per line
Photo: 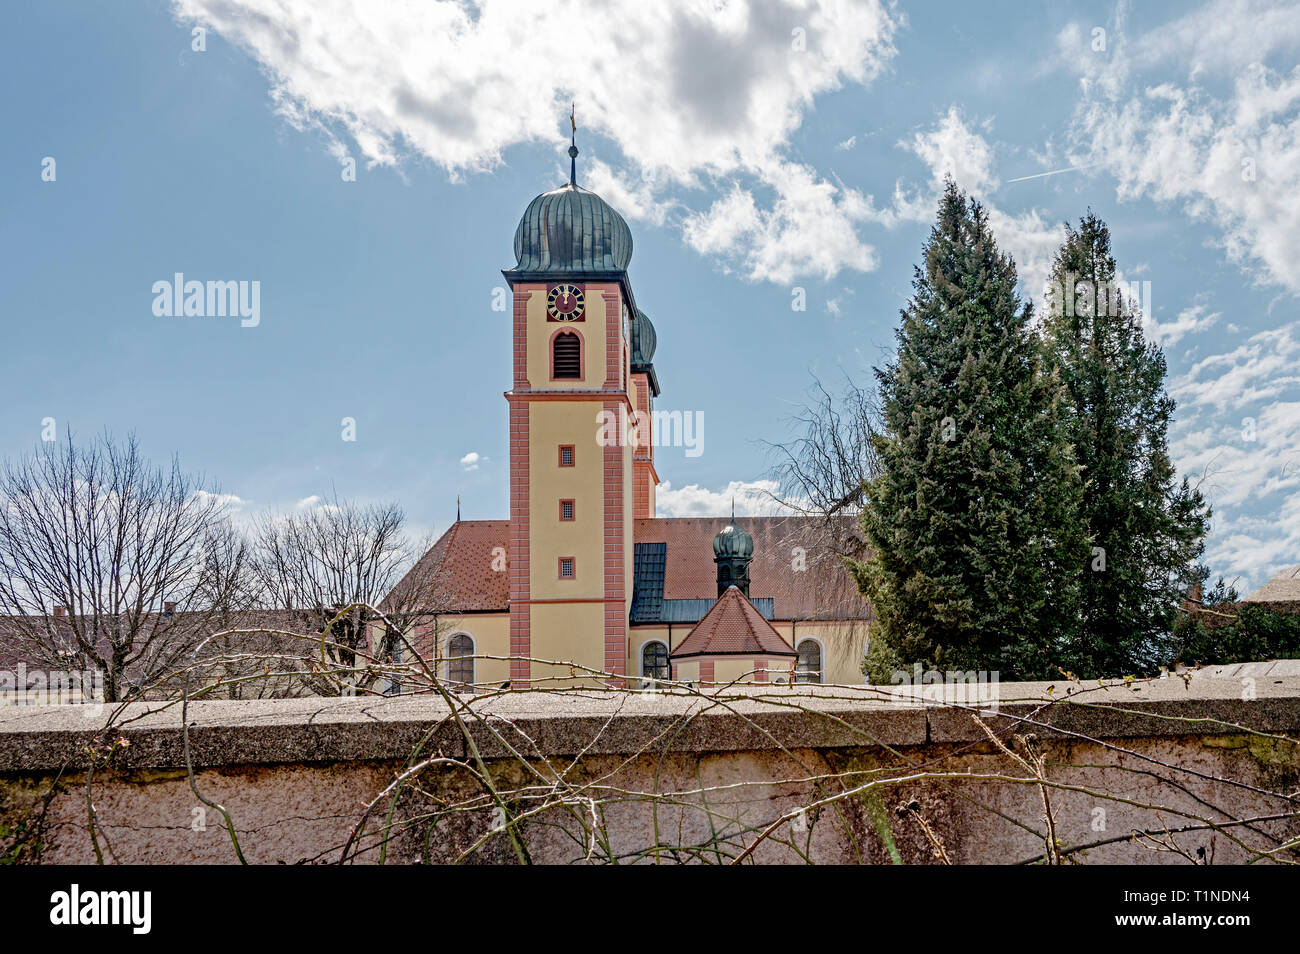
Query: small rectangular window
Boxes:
[
  {"xmin": 559, "ymin": 445, "xmax": 575, "ymax": 467},
  {"xmin": 559, "ymin": 557, "xmax": 575, "ymax": 579},
  {"xmin": 560, "ymin": 499, "xmax": 575, "ymax": 521}
]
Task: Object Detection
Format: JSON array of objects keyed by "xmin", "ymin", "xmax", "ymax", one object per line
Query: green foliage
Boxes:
[
  {"xmin": 1203, "ymin": 576, "xmax": 1240, "ymax": 606},
  {"xmin": 0, "ymin": 779, "xmax": 52, "ymax": 864},
  {"xmin": 1041, "ymin": 213, "xmax": 1211, "ymax": 677},
  {"xmin": 851, "ymin": 181, "xmax": 1085, "ymax": 681},
  {"xmin": 862, "ymin": 633, "xmax": 905, "ymax": 685},
  {"xmin": 1174, "ymin": 604, "xmax": 1300, "ymax": 666}
]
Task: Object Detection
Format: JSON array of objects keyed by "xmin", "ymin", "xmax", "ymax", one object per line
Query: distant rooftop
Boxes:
[{"xmin": 1244, "ymin": 564, "xmax": 1300, "ymax": 602}]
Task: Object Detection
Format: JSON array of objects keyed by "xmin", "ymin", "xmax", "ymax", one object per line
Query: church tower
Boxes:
[{"xmin": 501, "ymin": 132, "xmax": 655, "ymax": 687}]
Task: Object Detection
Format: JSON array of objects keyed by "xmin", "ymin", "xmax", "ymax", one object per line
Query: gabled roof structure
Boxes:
[{"xmin": 670, "ymin": 585, "xmax": 797, "ymax": 659}]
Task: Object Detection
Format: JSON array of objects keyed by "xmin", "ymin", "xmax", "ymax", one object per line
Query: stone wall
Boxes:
[{"xmin": 2, "ymin": 669, "xmax": 1298, "ymax": 864}]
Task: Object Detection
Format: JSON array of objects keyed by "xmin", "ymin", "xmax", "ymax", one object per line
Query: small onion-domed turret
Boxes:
[
  {"xmin": 713, "ymin": 519, "xmax": 754, "ymax": 597},
  {"xmin": 713, "ymin": 522, "xmax": 754, "ymax": 559}
]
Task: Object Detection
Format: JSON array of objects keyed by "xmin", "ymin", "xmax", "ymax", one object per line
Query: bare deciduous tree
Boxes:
[
  {"xmin": 768, "ymin": 375, "xmax": 880, "ymax": 519},
  {"xmin": 766, "ymin": 373, "xmax": 881, "ymax": 563},
  {"xmin": 250, "ymin": 495, "xmax": 439, "ymax": 696},
  {"xmin": 0, "ymin": 433, "xmax": 240, "ymax": 702}
]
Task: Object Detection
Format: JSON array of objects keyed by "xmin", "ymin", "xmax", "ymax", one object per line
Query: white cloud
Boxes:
[
  {"xmin": 1172, "ymin": 399, "xmax": 1300, "ymax": 507},
  {"xmin": 682, "ymin": 159, "xmax": 879, "ymax": 283},
  {"xmin": 1144, "ymin": 303, "xmax": 1222, "ymax": 348},
  {"xmin": 1171, "ymin": 322, "xmax": 1300, "ymax": 411},
  {"xmin": 1168, "ymin": 345, "xmax": 1300, "ymax": 588},
  {"xmin": 1062, "ymin": 5, "xmax": 1300, "ymax": 295},
  {"xmin": 868, "ymin": 108, "xmax": 1065, "ymax": 300},
  {"xmin": 986, "ymin": 206, "xmax": 1066, "ymax": 308},
  {"xmin": 1129, "ymin": 0, "xmax": 1300, "ymax": 78},
  {"xmin": 582, "ymin": 159, "xmax": 676, "ymax": 227},
  {"xmin": 825, "ymin": 287, "xmax": 855, "ymax": 315},
  {"xmin": 194, "ymin": 491, "xmax": 246, "ymax": 510},
  {"xmin": 173, "ymin": 0, "xmax": 901, "ymax": 281},
  {"xmin": 905, "ymin": 106, "xmax": 998, "ymax": 193},
  {"xmin": 459, "ymin": 451, "xmax": 484, "ymax": 472},
  {"xmin": 292, "ymin": 494, "xmax": 342, "ymax": 514},
  {"xmin": 1204, "ymin": 491, "xmax": 1300, "ymax": 592},
  {"xmin": 654, "ymin": 479, "xmax": 792, "ymax": 517},
  {"xmin": 836, "ymin": 135, "xmax": 857, "ymax": 151}
]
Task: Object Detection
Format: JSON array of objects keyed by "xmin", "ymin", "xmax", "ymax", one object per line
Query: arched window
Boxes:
[
  {"xmin": 641, "ymin": 640, "xmax": 670, "ymax": 685},
  {"xmin": 384, "ymin": 630, "xmax": 404, "ymax": 696},
  {"xmin": 447, "ymin": 633, "xmax": 475, "ymax": 688},
  {"xmin": 552, "ymin": 331, "xmax": 582, "ymax": 379},
  {"xmin": 795, "ymin": 638, "xmax": 823, "ymax": 684}
]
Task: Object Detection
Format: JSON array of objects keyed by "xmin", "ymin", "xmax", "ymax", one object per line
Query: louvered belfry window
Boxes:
[{"xmin": 553, "ymin": 331, "xmax": 581, "ymax": 379}]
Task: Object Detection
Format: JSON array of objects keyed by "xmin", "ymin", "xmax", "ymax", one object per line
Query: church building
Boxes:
[{"xmin": 396, "ymin": 136, "xmax": 872, "ymax": 689}]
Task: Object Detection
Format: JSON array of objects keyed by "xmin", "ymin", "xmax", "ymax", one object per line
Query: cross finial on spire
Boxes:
[
  {"xmin": 457, "ymin": 495, "xmax": 461, "ymax": 522},
  {"xmin": 568, "ymin": 103, "xmax": 579, "ymax": 186},
  {"xmin": 731, "ymin": 497, "xmax": 735, "ymax": 521}
]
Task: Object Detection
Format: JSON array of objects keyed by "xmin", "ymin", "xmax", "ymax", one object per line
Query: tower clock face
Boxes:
[{"xmin": 547, "ymin": 284, "xmax": 585, "ymax": 321}]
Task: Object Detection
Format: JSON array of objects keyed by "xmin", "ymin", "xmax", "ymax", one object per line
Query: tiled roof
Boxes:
[
  {"xmin": 670, "ymin": 586, "xmax": 796, "ymax": 658},
  {"xmin": 399, "ymin": 516, "xmax": 871, "ymax": 622},
  {"xmin": 634, "ymin": 516, "xmax": 870, "ymax": 621},
  {"xmin": 389, "ymin": 520, "xmax": 510, "ymax": 612},
  {"xmin": 1245, "ymin": 565, "xmax": 1300, "ymax": 602}
]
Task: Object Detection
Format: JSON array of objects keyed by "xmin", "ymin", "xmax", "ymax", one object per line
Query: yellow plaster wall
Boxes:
[
  {"xmin": 528, "ymin": 602, "xmax": 607, "ymax": 687},
  {"xmin": 630, "ymin": 619, "xmax": 869, "ymax": 686},
  {"xmin": 520, "ymin": 280, "xmax": 634, "ymax": 682},
  {"xmin": 422, "ymin": 613, "xmax": 510, "ymax": 689},
  {"xmin": 713, "ymin": 657, "xmax": 756, "ymax": 685},
  {"xmin": 528, "ymin": 400, "xmax": 607, "ymax": 599},
  {"xmin": 771, "ymin": 620, "xmax": 869, "ymax": 685},
  {"xmin": 673, "ymin": 660, "xmax": 699, "ymax": 683},
  {"xmin": 420, "ymin": 616, "xmax": 865, "ymax": 690}
]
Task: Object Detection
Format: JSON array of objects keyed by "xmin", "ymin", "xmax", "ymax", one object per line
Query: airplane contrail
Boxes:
[{"xmin": 1006, "ymin": 162, "xmax": 1097, "ymax": 183}]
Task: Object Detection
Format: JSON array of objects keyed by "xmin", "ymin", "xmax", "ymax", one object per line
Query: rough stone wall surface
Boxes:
[
  {"xmin": 2, "ymin": 677, "xmax": 1298, "ymax": 864},
  {"xmin": 8, "ymin": 737, "xmax": 1293, "ymax": 864}
]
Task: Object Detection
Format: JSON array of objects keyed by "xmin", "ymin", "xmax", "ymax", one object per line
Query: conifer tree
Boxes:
[
  {"xmin": 1042, "ymin": 213, "xmax": 1210, "ymax": 676},
  {"xmin": 854, "ymin": 182, "xmax": 1085, "ymax": 681}
]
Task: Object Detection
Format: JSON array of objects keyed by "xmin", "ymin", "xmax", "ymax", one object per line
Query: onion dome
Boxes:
[
  {"xmin": 631, "ymin": 309, "xmax": 657, "ymax": 368},
  {"xmin": 510, "ymin": 140, "xmax": 632, "ymax": 275},
  {"xmin": 713, "ymin": 521, "xmax": 754, "ymax": 560}
]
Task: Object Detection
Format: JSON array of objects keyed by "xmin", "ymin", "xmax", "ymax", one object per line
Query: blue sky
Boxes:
[{"xmin": 2, "ymin": 0, "xmax": 1298, "ymax": 590}]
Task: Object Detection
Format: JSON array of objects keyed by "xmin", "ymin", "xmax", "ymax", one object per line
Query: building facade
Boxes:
[{"xmin": 396, "ymin": 142, "xmax": 872, "ymax": 688}]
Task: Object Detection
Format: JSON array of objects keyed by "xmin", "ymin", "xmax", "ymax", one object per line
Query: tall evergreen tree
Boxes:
[
  {"xmin": 853, "ymin": 182, "xmax": 1085, "ymax": 681},
  {"xmin": 1042, "ymin": 213, "xmax": 1210, "ymax": 676}
]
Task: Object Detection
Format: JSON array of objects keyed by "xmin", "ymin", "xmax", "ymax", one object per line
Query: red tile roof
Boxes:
[
  {"xmin": 634, "ymin": 516, "xmax": 870, "ymax": 621},
  {"xmin": 670, "ymin": 586, "xmax": 796, "ymax": 658},
  {"xmin": 397, "ymin": 516, "xmax": 871, "ymax": 622},
  {"xmin": 390, "ymin": 520, "xmax": 510, "ymax": 612}
]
